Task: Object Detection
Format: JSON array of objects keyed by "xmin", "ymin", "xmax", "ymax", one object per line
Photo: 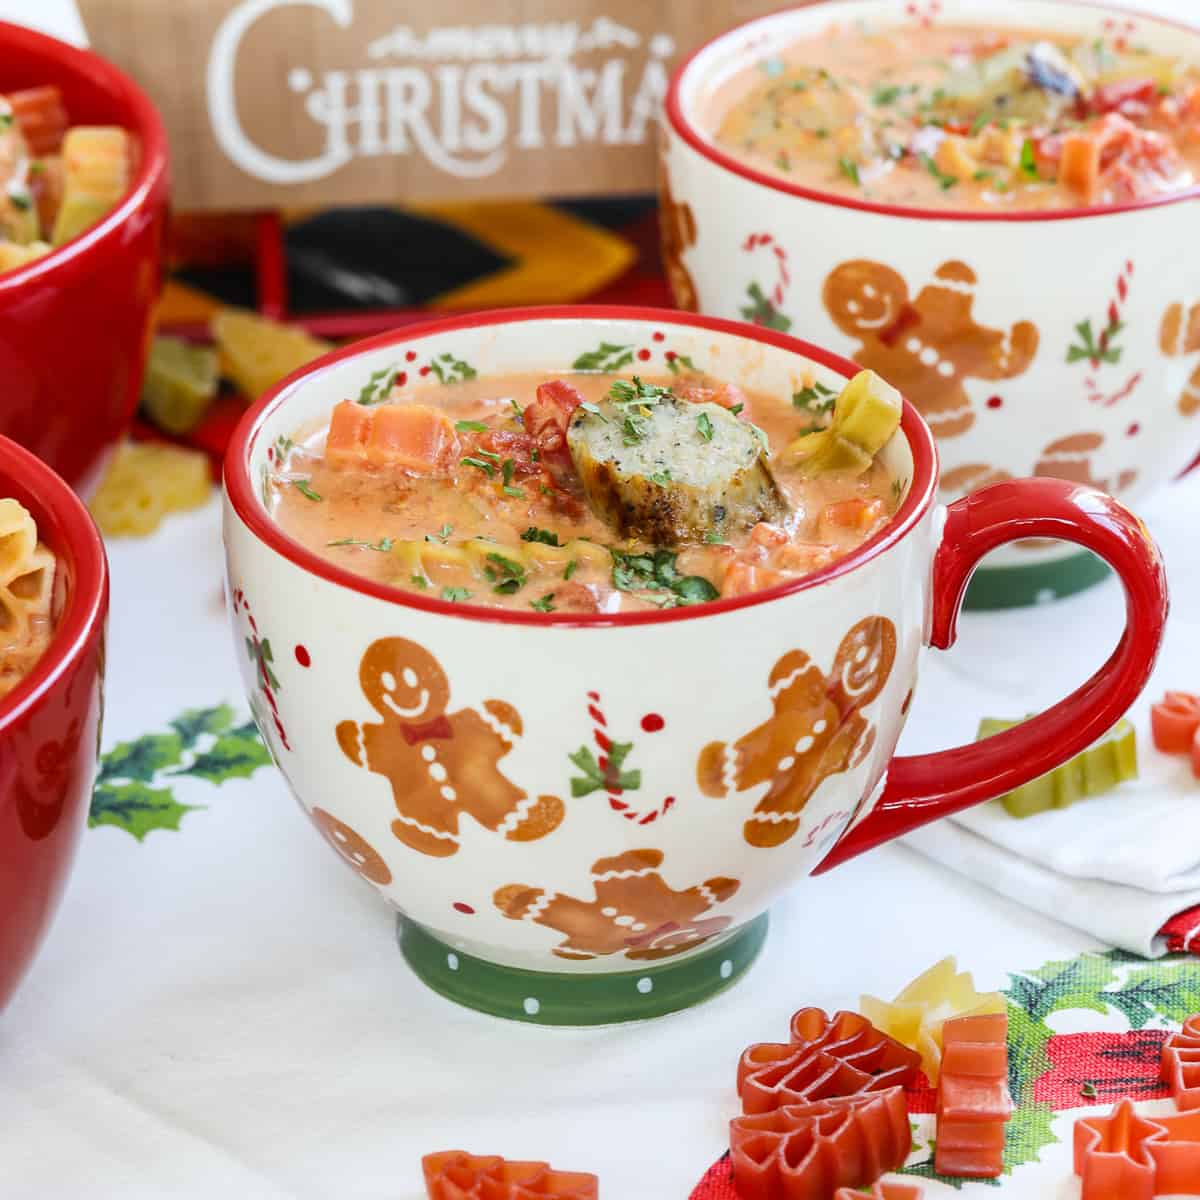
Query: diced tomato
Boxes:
[
  {"xmin": 325, "ymin": 400, "xmax": 458, "ymax": 473},
  {"xmin": 1087, "ymin": 79, "xmax": 1159, "ymax": 119},
  {"xmin": 474, "ymin": 428, "xmax": 542, "ymax": 478},
  {"xmin": 5, "ymin": 86, "xmax": 68, "ymax": 156},
  {"xmin": 1151, "ymin": 691, "xmax": 1200, "ymax": 754},
  {"xmin": 675, "ymin": 381, "xmax": 748, "ymax": 411},
  {"xmin": 551, "ymin": 581, "xmax": 600, "ymax": 613},
  {"xmin": 819, "ymin": 497, "xmax": 887, "ymax": 534},
  {"xmin": 1056, "ymin": 114, "xmax": 1178, "ymax": 203},
  {"xmin": 523, "ymin": 380, "xmax": 584, "ymax": 476}
]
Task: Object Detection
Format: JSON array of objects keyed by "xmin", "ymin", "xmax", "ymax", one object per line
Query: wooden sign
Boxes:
[{"xmin": 77, "ymin": 0, "xmax": 803, "ymax": 211}]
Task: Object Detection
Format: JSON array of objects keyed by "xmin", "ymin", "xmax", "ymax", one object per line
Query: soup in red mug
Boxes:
[{"xmin": 222, "ymin": 309, "xmax": 1166, "ymax": 1025}]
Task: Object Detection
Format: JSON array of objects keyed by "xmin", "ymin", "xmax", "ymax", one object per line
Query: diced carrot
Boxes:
[
  {"xmin": 676, "ymin": 382, "xmax": 747, "ymax": 410},
  {"xmin": 819, "ymin": 497, "xmax": 887, "ymax": 534},
  {"xmin": 721, "ymin": 561, "xmax": 785, "ymax": 598},
  {"xmin": 325, "ymin": 400, "xmax": 458, "ymax": 473},
  {"xmin": 5, "ymin": 86, "xmax": 68, "ymax": 156},
  {"xmin": 1059, "ymin": 132, "xmax": 1101, "ymax": 202},
  {"xmin": 1151, "ymin": 691, "xmax": 1200, "ymax": 754},
  {"xmin": 749, "ymin": 522, "xmax": 788, "ymax": 549},
  {"xmin": 774, "ymin": 542, "xmax": 837, "ymax": 573}
]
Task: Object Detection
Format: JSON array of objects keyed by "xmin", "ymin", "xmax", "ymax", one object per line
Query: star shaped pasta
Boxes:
[{"xmin": 860, "ymin": 957, "xmax": 1006, "ymax": 1084}]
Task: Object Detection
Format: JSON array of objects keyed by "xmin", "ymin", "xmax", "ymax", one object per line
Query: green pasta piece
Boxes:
[
  {"xmin": 789, "ymin": 369, "xmax": 902, "ymax": 477},
  {"xmin": 976, "ymin": 715, "xmax": 1138, "ymax": 818},
  {"xmin": 141, "ymin": 335, "xmax": 220, "ymax": 435}
]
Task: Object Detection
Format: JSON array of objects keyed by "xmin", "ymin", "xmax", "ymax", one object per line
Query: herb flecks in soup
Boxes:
[
  {"xmin": 711, "ymin": 26, "xmax": 1200, "ymax": 209},
  {"xmin": 0, "ymin": 498, "xmax": 57, "ymax": 698},
  {"xmin": 268, "ymin": 366, "xmax": 902, "ymax": 615}
]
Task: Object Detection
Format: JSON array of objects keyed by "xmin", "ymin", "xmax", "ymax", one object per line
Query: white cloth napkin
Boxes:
[{"xmin": 901, "ymin": 467, "xmax": 1200, "ymax": 957}]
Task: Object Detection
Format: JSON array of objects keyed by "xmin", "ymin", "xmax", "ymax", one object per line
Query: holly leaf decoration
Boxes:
[
  {"xmin": 97, "ymin": 732, "xmax": 184, "ymax": 784},
  {"xmin": 739, "ymin": 282, "xmax": 791, "ymax": 332},
  {"xmin": 567, "ymin": 742, "xmax": 642, "ymax": 797},
  {"xmin": 1103, "ymin": 961, "xmax": 1200, "ymax": 1027},
  {"xmin": 898, "ymin": 1156, "xmax": 992, "ymax": 1189},
  {"xmin": 170, "ymin": 704, "xmax": 234, "ymax": 748},
  {"xmin": 571, "ymin": 341, "xmax": 634, "ymax": 373},
  {"xmin": 173, "ymin": 725, "xmax": 272, "ymax": 784},
  {"xmin": 90, "ymin": 781, "xmax": 199, "ymax": 840}
]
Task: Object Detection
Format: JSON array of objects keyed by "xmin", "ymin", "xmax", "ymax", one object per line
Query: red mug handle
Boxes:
[{"xmin": 815, "ymin": 476, "xmax": 1168, "ymax": 874}]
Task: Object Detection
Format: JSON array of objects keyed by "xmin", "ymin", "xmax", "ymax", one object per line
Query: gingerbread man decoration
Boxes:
[
  {"xmin": 310, "ymin": 806, "xmax": 393, "ymax": 886},
  {"xmin": 1161, "ymin": 299, "xmax": 1200, "ymax": 416},
  {"xmin": 823, "ymin": 259, "xmax": 1039, "ymax": 438},
  {"xmin": 697, "ymin": 617, "xmax": 896, "ymax": 849},
  {"xmin": 336, "ymin": 637, "xmax": 564, "ymax": 858},
  {"xmin": 659, "ymin": 153, "xmax": 699, "ymax": 312},
  {"xmin": 941, "ymin": 431, "xmax": 1137, "ymax": 500},
  {"xmin": 494, "ymin": 848, "xmax": 739, "ymax": 961}
]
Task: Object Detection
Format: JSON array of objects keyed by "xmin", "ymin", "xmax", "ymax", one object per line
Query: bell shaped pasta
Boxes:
[
  {"xmin": 88, "ymin": 442, "xmax": 211, "ymax": 537},
  {"xmin": 0, "ymin": 498, "xmax": 56, "ymax": 698}
]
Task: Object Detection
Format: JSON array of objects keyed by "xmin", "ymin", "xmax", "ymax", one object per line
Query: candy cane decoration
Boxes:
[
  {"xmin": 234, "ymin": 587, "xmax": 291, "ymax": 752},
  {"xmin": 905, "ymin": 0, "xmax": 942, "ymax": 28},
  {"xmin": 586, "ymin": 691, "xmax": 675, "ymax": 826},
  {"xmin": 1102, "ymin": 16, "xmax": 1137, "ymax": 53},
  {"xmin": 741, "ymin": 232, "xmax": 791, "ymax": 310},
  {"xmin": 1086, "ymin": 369, "xmax": 1143, "ymax": 408},
  {"xmin": 1098, "ymin": 260, "xmax": 1135, "ymax": 364}
]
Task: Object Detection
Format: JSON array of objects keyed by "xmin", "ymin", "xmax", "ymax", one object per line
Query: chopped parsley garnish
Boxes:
[
  {"xmin": 648, "ymin": 469, "xmax": 672, "ymax": 486},
  {"xmin": 0, "ymin": 113, "xmax": 11, "ymax": 129},
  {"xmin": 455, "ymin": 419, "xmax": 488, "ymax": 432},
  {"xmin": 1080, "ymin": 1082, "xmax": 1098, "ymax": 1099},
  {"xmin": 920, "ymin": 154, "xmax": 958, "ymax": 190},
  {"xmin": 610, "ymin": 548, "xmax": 719, "ymax": 607},
  {"xmin": 461, "ymin": 455, "xmax": 495, "ymax": 478},
  {"xmin": 484, "ymin": 552, "xmax": 527, "ymax": 595},
  {"xmin": 973, "ymin": 168, "xmax": 995, "ymax": 182},
  {"xmin": 563, "ymin": 559, "xmax": 578, "ymax": 580},
  {"xmin": 696, "ymin": 411, "xmax": 714, "ymax": 442},
  {"xmin": 622, "ymin": 411, "xmax": 653, "ymax": 445},
  {"xmin": 1019, "ymin": 138, "xmax": 1040, "ymax": 180},
  {"xmin": 326, "ymin": 536, "xmax": 394, "ymax": 551},
  {"xmin": 792, "ymin": 381, "xmax": 837, "ymax": 413},
  {"xmin": 293, "ymin": 479, "xmax": 322, "ymax": 501},
  {"xmin": 729, "ymin": 402, "xmax": 745, "ymax": 416},
  {"xmin": 510, "ymin": 398, "xmax": 525, "ymax": 426},
  {"xmin": 441, "ymin": 586, "xmax": 471, "ymax": 603},
  {"xmin": 501, "ymin": 458, "xmax": 516, "ymax": 486},
  {"xmin": 838, "ymin": 156, "xmax": 861, "ymax": 186},
  {"xmin": 569, "ymin": 742, "xmax": 640, "ymax": 797},
  {"xmin": 609, "ymin": 377, "xmax": 673, "ymax": 407},
  {"xmin": 502, "ymin": 486, "xmax": 525, "ymax": 498},
  {"xmin": 775, "ymin": 152, "xmax": 792, "ymax": 172},
  {"xmin": 748, "ymin": 424, "xmax": 770, "ymax": 454},
  {"xmin": 476, "ymin": 448, "xmax": 501, "ymax": 462},
  {"xmin": 521, "ymin": 526, "xmax": 560, "ymax": 546},
  {"xmin": 357, "ymin": 364, "xmax": 399, "ymax": 406},
  {"xmin": 27, "ymin": 161, "xmax": 43, "ymax": 175},
  {"xmin": 425, "ymin": 523, "xmax": 453, "ymax": 544},
  {"xmin": 9, "ymin": 192, "xmax": 31, "ymax": 212},
  {"xmin": 530, "ymin": 593, "xmax": 556, "ymax": 612},
  {"xmin": 665, "ymin": 354, "xmax": 697, "ymax": 375},
  {"xmin": 703, "ymin": 531, "xmax": 725, "ymax": 544},
  {"xmin": 872, "ymin": 84, "xmax": 904, "ymax": 106},
  {"xmin": 579, "ymin": 401, "xmax": 607, "ymax": 421},
  {"xmin": 410, "ymin": 574, "xmax": 429, "ymax": 589},
  {"xmin": 970, "ymin": 111, "xmax": 994, "ymax": 136}
]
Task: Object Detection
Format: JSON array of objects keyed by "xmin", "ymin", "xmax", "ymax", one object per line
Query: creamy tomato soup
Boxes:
[
  {"xmin": 709, "ymin": 24, "xmax": 1200, "ymax": 210},
  {"xmin": 0, "ymin": 498, "xmax": 57, "ymax": 698},
  {"xmin": 268, "ymin": 366, "xmax": 903, "ymax": 615}
]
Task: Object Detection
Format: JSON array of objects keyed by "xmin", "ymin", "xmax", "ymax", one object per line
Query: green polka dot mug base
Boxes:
[
  {"xmin": 963, "ymin": 550, "xmax": 1113, "ymax": 611},
  {"xmin": 397, "ymin": 913, "xmax": 769, "ymax": 1025}
]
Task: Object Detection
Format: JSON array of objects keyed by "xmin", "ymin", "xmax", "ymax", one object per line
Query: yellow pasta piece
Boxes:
[
  {"xmin": 521, "ymin": 539, "xmax": 609, "ymax": 574},
  {"xmin": 51, "ymin": 126, "xmax": 131, "ymax": 246},
  {"xmin": 211, "ymin": 309, "xmax": 331, "ymax": 402},
  {"xmin": 0, "ymin": 498, "xmax": 56, "ymax": 697},
  {"xmin": 0, "ymin": 240, "xmax": 51, "ymax": 272},
  {"xmin": 88, "ymin": 442, "xmax": 211, "ymax": 537},
  {"xmin": 860, "ymin": 957, "xmax": 1006, "ymax": 1084}
]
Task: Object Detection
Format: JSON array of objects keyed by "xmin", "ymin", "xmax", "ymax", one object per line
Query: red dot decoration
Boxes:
[
  {"xmin": 637, "ymin": 348, "xmax": 651, "ymax": 361},
  {"xmin": 294, "ymin": 645, "xmax": 311, "ymax": 668},
  {"xmin": 419, "ymin": 366, "xmax": 430, "ymax": 376},
  {"xmin": 652, "ymin": 331, "xmax": 665, "ymax": 342},
  {"xmin": 665, "ymin": 350, "xmax": 677, "ymax": 362},
  {"xmin": 641, "ymin": 713, "xmax": 665, "ymax": 733},
  {"xmin": 453, "ymin": 902, "xmax": 475, "ymax": 915},
  {"xmin": 405, "ymin": 350, "xmax": 417, "ymax": 362},
  {"xmin": 1127, "ymin": 422, "xmax": 1141, "ymax": 437},
  {"xmin": 396, "ymin": 371, "xmax": 407, "ymax": 387},
  {"xmin": 986, "ymin": 395, "xmax": 1003, "ymax": 410}
]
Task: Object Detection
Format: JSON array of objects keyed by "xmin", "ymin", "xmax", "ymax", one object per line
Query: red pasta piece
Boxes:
[
  {"xmin": 4, "ymin": 85, "xmax": 68, "ymax": 156},
  {"xmin": 738, "ymin": 1007, "xmax": 921, "ymax": 1115},
  {"xmin": 1150, "ymin": 692, "xmax": 1200, "ymax": 754},
  {"xmin": 934, "ymin": 1014, "xmax": 1014, "ymax": 1179},
  {"xmin": 1074, "ymin": 1098, "xmax": 1200, "ymax": 1200},
  {"xmin": 833, "ymin": 1185, "xmax": 924, "ymax": 1200},
  {"xmin": 730, "ymin": 1088, "xmax": 910, "ymax": 1200},
  {"xmin": 1163, "ymin": 1015, "xmax": 1200, "ymax": 1110},
  {"xmin": 422, "ymin": 1151, "xmax": 598, "ymax": 1200}
]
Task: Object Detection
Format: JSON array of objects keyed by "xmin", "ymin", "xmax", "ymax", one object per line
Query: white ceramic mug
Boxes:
[
  {"xmin": 661, "ymin": 0, "xmax": 1200, "ymax": 608},
  {"xmin": 222, "ymin": 308, "xmax": 1166, "ymax": 1025}
]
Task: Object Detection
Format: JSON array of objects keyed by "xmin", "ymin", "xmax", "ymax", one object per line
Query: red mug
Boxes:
[
  {"xmin": 0, "ymin": 20, "xmax": 169, "ymax": 493},
  {"xmin": 0, "ymin": 434, "xmax": 107, "ymax": 1011}
]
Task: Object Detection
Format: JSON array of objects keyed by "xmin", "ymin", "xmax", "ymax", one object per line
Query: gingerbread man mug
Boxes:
[
  {"xmin": 662, "ymin": 0, "xmax": 1200, "ymax": 608},
  {"xmin": 224, "ymin": 308, "xmax": 1167, "ymax": 1026}
]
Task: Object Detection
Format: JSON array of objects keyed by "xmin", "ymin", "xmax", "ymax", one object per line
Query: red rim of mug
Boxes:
[
  {"xmin": 0, "ymin": 435, "xmax": 108, "ymax": 726},
  {"xmin": 664, "ymin": 0, "xmax": 1200, "ymax": 224},
  {"xmin": 0, "ymin": 19, "xmax": 169, "ymax": 290},
  {"xmin": 224, "ymin": 305, "xmax": 940, "ymax": 629}
]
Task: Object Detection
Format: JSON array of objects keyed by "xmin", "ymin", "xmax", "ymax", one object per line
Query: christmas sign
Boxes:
[{"xmin": 75, "ymin": 0, "xmax": 805, "ymax": 211}]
